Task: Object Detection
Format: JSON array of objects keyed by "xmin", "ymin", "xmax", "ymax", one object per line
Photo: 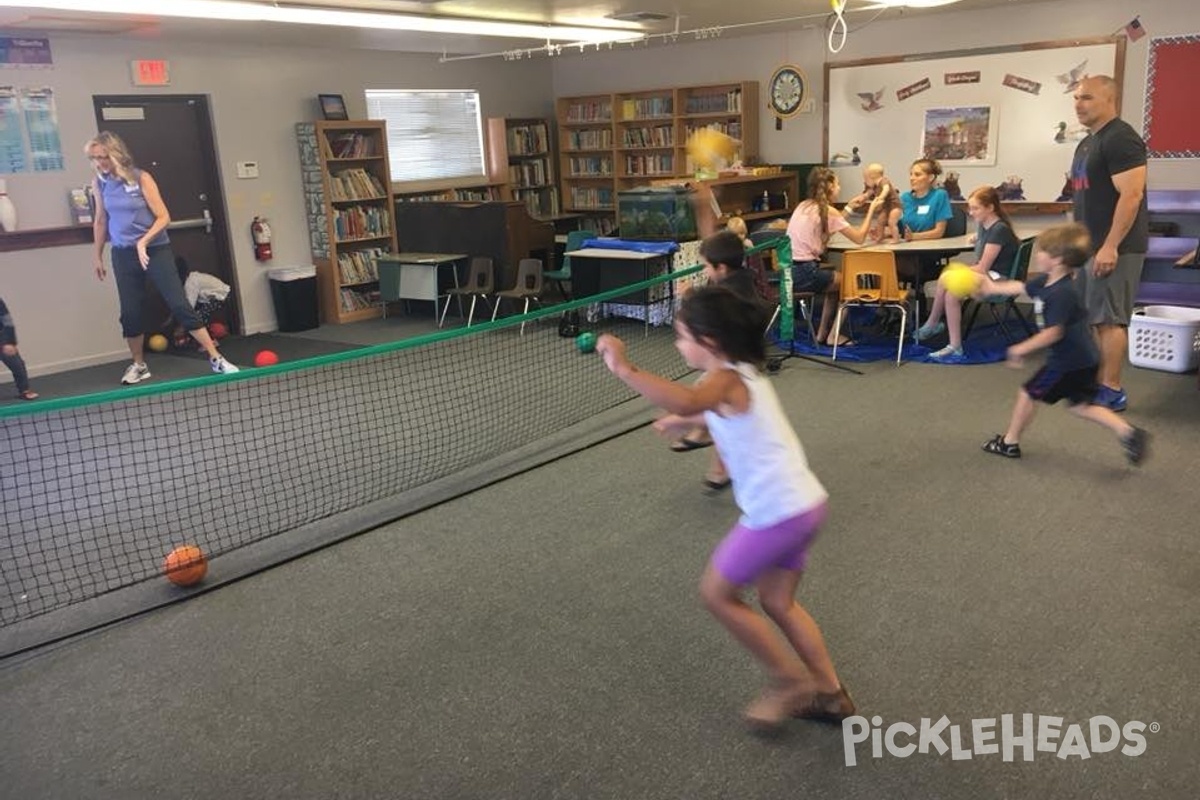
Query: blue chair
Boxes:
[
  {"xmin": 963, "ymin": 239, "xmax": 1036, "ymax": 341},
  {"xmin": 543, "ymin": 229, "xmax": 595, "ymax": 300}
]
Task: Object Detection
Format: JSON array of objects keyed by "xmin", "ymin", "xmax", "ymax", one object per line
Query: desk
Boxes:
[
  {"xmin": 569, "ymin": 248, "xmax": 675, "ymax": 332},
  {"xmin": 376, "ymin": 252, "xmax": 468, "ymax": 319}
]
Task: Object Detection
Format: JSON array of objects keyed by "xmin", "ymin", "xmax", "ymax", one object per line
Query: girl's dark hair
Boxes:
[
  {"xmin": 677, "ymin": 285, "xmax": 768, "ymax": 366},
  {"xmin": 699, "ymin": 230, "xmax": 746, "ymax": 271}
]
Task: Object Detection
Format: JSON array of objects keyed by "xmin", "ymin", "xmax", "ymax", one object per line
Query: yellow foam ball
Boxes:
[
  {"xmin": 147, "ymin": 333, "xmax": 169, "ymax": 352},
  {"xmin": 686, "ymin": 128, "xmax": 738, "ymax": 170},
  {"xmin": 941, "ymin": 263, "xmax": 981, "ymax": 299}
]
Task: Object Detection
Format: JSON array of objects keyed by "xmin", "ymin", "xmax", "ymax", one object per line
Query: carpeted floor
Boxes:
[{"xmin": 1, "ymin": 353, "xmax": 1196, "ymax": 799}]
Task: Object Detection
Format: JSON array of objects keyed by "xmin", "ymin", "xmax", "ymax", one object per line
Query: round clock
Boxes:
[{"xmin": 769, "ymin": 65, "xmax": 808, "ymax": 119}]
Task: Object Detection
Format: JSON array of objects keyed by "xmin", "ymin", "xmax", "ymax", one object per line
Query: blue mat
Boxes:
[{"xmin": 777, "ymin": 311, "xmax": 1024, "ymax": 365}]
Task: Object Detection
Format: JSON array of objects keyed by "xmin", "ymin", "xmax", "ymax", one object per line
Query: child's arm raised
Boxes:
[
  {"xmin": 975, "ymin": 274, "xmax": 1025, "ymax": 298},
  {"xmin": 597, "ymin": 334, "xmax": 746, "ymax": 416}
]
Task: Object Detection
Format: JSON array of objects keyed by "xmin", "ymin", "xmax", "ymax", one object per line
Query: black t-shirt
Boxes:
[
  {"xmin": 720, "ymin": 268, "xmax": 763, "ymax": 304},
  {"xmin": 1070, "ymin": 118, "xmax": 1149, "ymax": 254},
  {"xmin": 1026, "ymin": 273, "xmax": 1097, "ymax": 372}
]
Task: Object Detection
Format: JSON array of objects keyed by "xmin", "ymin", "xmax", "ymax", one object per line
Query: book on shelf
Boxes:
[
  {"xmin": 507, "ymin": 123, "xmax": 549, "ymax": 156},
  {"xmin": 327, "ymin": 132, "xmax": 375, "ymax": 159}
]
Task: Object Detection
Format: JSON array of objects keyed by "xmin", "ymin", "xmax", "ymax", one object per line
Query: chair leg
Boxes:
[
  {"xmin": 467, "ymin": 295, "xmax": 477, "ymax": 327},
  {"xmin": 439, "ymin": 294, "xmax": 453, "ymax": 328},
  {"xmin": 519, "ymin": 298, "xmax": 530, "ymax": 335},
  {"xmin": 491, "ymin": 297, "xmax": 502, "ymax": 323},
  {"xmin": 832, "ymin": 305, "xmax": 847, "ymax": 361},
  {"xmin": 1012, "ymin": 300, "xmax": 1035, "ymax": 336},
  {"xmin": 964, "ymin": 301, "xmax": 981, "ymax": 339},
  {"xmin": 895, "ymin": 304, "xmax": 907, "ymax": 365}
]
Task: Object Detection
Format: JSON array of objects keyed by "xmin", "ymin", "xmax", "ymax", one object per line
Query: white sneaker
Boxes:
[
  {"xmin": 210, "ymin": 355, "xmax": 240, "ymax": 374},
  {"xmin": 120, "ymin": 362, "xmax": 151, "ymax": 385}
]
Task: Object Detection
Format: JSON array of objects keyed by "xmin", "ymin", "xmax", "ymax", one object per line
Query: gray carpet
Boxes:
[{"xmin": 1, "ymin": 358, "xmax": 1196, "ymax": 799}]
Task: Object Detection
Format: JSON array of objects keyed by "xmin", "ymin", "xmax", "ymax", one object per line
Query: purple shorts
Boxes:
[{"xmin": 711, "ymin": 501, "xmax": 828, "ymax": 585}]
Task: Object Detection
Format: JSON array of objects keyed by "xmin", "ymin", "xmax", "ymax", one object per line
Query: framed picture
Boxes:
[
  {"xmin": 318, "ymin": 94, "xmax": 349, "ymax": 121},
  {"xmin": 921, "ymin": 105, "xmax": 998, "ymax": 166}
]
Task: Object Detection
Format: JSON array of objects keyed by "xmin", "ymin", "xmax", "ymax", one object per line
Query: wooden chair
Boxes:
[
  {"xmin": 491, "ymin": 257, "xmax": 545, "ymax": 335},
  {"xmin": 832, "ymin": 249, "xmax": 910, "ymax": 364},
  {"xmin": 439, "ymin": 256, "xmax": 494, "ymax": 328},
  {"xmin": 964, "ymin": 239, "xmax": 1036, "ymax": 341}
]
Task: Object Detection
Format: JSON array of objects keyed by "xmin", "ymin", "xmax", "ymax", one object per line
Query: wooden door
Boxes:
[{"xmin": 92, "ymin": 95, "xmax": 240, "ymax": 333}]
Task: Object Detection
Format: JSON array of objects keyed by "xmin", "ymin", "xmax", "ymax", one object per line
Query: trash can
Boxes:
[{"xmin": 268, "ymin": 266, "xmax": 319, "ymax": 332}]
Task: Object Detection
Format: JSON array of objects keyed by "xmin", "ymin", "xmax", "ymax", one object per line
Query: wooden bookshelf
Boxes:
[
  {"xmin": 486, "ymin": 117, "xmax": 561, "ymax": 221},
  {"xmin": 296, "ymin": 120, "xmax": 399, "ymax": 324},
  {"xmin": 394, "ymin": 182, "xmax": 512, "ymax": 204},
  {"xmin": 556, "ymin": 81, "xmax": 759, "ymax": 235}
]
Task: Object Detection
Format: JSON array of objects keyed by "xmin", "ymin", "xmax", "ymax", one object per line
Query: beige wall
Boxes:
[
  {"xmin": 550, "ymin": 0, "xmax": 1200, "ymax": 186},
  {"xmin": 2, "ymin": 35, "xmax": 550, "ymax": 376}
]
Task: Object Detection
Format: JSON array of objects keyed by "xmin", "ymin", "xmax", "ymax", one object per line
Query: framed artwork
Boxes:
[
  {"xmin": 921, "ymin": 105, "xmax": 998, "ymax": 166},
  {"xmin": 318, "ymin": 94, "xmax": 349, "ymax": 121}
]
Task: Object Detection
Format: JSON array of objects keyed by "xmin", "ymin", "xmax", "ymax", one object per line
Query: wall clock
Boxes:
[{"xmin": 769, "ymin": 65, "xmax": 808, "ymax": 119}]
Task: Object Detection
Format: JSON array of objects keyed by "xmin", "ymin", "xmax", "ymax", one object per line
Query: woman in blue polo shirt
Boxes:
[{"xmin": 899, "ymin": 158, "xmax": 952, "ymax": 240}]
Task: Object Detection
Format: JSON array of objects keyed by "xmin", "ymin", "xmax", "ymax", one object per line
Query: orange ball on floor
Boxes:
[{"xmin": 163, "ymin": 545, "xmax": 207, "ymax": 587}]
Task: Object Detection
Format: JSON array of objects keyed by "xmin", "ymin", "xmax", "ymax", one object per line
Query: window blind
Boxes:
[{"xmin": 365, "ymin": 89, "xmax": 486, "ymax": 184}]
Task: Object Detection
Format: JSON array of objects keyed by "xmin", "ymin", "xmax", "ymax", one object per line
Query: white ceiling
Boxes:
[{"xmin": 0, "ymin": 1, "xmax": 1064, "ymax": 57}]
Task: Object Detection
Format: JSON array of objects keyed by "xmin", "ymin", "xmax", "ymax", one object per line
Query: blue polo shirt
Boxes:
[
  {"xmin": 899, "ymin": 188, "xmax": 952, "ymax": 235},
  {"xmin": 98, "ymin": 170, "xmax": 170, "ymax": 248}
]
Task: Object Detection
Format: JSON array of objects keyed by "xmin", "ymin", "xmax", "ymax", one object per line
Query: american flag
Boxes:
[{"xmin": 1124, "ymin": 17, "xmax": 1146, "ymax": 42}]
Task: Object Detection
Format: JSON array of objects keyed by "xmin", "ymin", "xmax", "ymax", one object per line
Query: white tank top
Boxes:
[{"xmin": 704, "ymin": 363, "xmax": 828, "ymax": 528}]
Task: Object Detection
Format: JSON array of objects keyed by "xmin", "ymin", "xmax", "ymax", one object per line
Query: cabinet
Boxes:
[
  {"xmin": 556, "ymin": 81, "xmax": 759, "ymax": 235},
  {"xmin": 296, "ymin": 120, "xmax": 399, "ymax": 324},
  {"xmin": 486, "ymin": 117, "xmax": 560, "ymax": 220},
  {"xmin": 700, "ymin": 172, "xmax": 800, "ymax": 227}
]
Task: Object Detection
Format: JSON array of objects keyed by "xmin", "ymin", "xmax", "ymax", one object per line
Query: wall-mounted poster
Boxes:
[{"xmin": 921, "ymin": 106, "xmax": 998, "ymax": 166}]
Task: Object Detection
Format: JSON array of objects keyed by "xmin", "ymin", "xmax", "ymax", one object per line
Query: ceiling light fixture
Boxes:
[
  {"xmin": 870, "ymin": 0, "xmax": 966, "ymax": 8},
  {"xmin": 0, "ymin": 0, "xmax": 645, "ymax": 42}
]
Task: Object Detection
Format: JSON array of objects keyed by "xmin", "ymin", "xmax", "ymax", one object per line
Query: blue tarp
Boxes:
[{"xmin": 580, "ymin": 238, "xmax": 679, "ymax": 255}]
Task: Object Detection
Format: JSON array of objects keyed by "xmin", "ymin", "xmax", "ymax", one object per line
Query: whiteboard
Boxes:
[{"xmin": 825, "ymin": 39, "xmax": 1123, "ymax": 202}]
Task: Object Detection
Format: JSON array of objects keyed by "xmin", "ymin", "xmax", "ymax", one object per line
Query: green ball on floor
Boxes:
[{"xmin": 576, "ymin": 331, "xmax": 597, "ymax": 354}]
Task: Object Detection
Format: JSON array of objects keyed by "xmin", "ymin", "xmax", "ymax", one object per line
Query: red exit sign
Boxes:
[{"xmin": 131, "ymin": 60, "xmax": 170, "ymax": 86}]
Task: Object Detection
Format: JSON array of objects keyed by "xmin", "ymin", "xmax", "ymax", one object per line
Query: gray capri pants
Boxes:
[
  {"xmin": 1076, "ymin": 252, "xmax": 1145, "ymax": 326},
  {"xmin": 111, "ymin": 243, "xmax": 201, "ymax": 337}
]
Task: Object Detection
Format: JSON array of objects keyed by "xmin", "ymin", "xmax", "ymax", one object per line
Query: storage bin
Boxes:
[
  {"xmin": 268, "ymin": 266, "xmax": 319, "ymax": 332},
  {"xmin": 1129, "ymin": 304, "xmax": 1200, "ymax": 373}
]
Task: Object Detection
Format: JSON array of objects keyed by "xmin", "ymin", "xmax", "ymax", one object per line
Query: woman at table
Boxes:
[
  {"xmin": 917, "ymin": 186, "xmax": 1019, "ymax": 360},
  {"xmin": 898, "ymin": 158, "xmax": 953, "ymax": 241},
  {"xmin": 786, "ymin": 166, "xmax": 888, "ymax": 346}
]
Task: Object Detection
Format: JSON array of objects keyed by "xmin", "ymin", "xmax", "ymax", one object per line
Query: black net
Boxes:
[{"xmin": 1, "ymin": 267, "xmax": 700, "ymax": 644}]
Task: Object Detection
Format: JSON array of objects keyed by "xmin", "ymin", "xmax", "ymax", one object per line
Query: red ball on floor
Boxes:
[
  {"xmin": 254, "ymin": 350, "xmax": 279, "ymax": 367},
  {"xmin": 208, "ymin": 321, "xmax": 229, "ymax": 339}
]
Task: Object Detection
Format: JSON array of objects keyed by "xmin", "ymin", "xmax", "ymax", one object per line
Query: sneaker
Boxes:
[
  {"xmin": 1121, "ymin": 426, "xmax": 1149, "ymax": 465},
  {"xmin": 210, "ymin": 355, "xmax": 240, "ymax": 375},
  {"xmin": 982, "ymin": 434, "xmax": 1021, "ymax": 458},
  {"xmin": 120, "ymin": 362, "xmax": 151, "ymax": 385},
  {"xmin": 916, "ymin": 321, "xmax": 946, "ymax": 341},
  {"xmin": 1095, "ymin": 385, "xmax": 1128, "ymax": 412},
  {"xmin": 793, "ymin": 685, "xmax": 857, "ymax": 724},
  {"xmin": 929, "ymin": 345, "xmax": 964, "ymax": 360}
]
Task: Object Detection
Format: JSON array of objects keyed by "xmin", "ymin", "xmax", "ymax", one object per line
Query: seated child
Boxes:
[
  {"xmin": 167, "ymin": 257, "xmax": 231, "ymax": 345},
  {"xmin": 1, "ymin": 296, "xmax": 37, "ymax": 400},
  {"xmin": 847, "ymin": 162, "xmax": 902, "ymax": 242}
]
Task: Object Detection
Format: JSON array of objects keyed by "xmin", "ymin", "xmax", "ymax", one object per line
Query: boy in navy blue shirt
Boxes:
[{"xmin": 975, "ymin": 222, "xmax": 1147, "ymax": 464}]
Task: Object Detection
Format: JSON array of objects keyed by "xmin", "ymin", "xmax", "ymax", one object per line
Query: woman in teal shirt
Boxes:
[{"xmin": 899, "ymin": 158, "xmax": 952, "ymax": 240}]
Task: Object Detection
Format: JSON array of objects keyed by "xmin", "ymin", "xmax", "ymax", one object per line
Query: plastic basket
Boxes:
[{"xmin": 1129, "ymin": 305, "xmax": 1200, "ymax": 373}]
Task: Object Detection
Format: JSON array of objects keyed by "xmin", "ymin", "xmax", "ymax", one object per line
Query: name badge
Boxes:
[
  {"xmin": 917, "ymin": 204, "xmax": 930, "ymax": 215},
  {"xmin": 123, "ymin": 183, "xmax": 141, "ymax": 195}
]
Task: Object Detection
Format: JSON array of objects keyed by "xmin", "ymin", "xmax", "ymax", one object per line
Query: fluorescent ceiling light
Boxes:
[
  {"xmin": 871, "ymin": 0, "xmax": 965, "ymax": 7},
  {"xmin": 0, "ymin": 1, "xmax": 646, "ymax": 42}
]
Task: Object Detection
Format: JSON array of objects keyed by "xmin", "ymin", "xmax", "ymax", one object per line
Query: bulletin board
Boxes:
[
  {"xmin": 1143, "ymin": 34, "xmax": 1200, "ymax": 159},
  {"xmin": 824, "ymin": 37, "xmax": 1124, "ymax": 202}
]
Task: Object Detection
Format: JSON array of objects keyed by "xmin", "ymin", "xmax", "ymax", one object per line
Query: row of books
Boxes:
[
  {"xmin": 568, "ymin": 187, "xmax": 614, "ymax": 209},
  {"xmin": 514, "ymin": 187, "xmax": 560, "ymax": 218},
  {"xmin": 621, "ymin": 126, "xmax": 675, "ymax": 149},
  {"xmin": 567, "ymin": 156, "xmax": 613, "ymax": 177},
  {"xmin": 507, "ymin": 123, "xmax": 549, "ymax": 156},
  {"xmin": 620, "ymin": 97, "xmax": 673, "ymax": 120},
  {"xmin": 336, "ymin": 246, "xmax": 389, "ymax": 286},
  {"xmin": 564, "ymin": 100, "xmax": 612, "ymax": 123},
  {"xmin": 325, "ymin": 131, "xmax": 376, "ymax": 159},
  {"xmin": 508, "ymin": 159, "xmax": 550, "ymax": 188},
  {"xmin": 328, "ymin": 168, "xmax": 387, "ymax": 201},
  {"xmin": 564, "ymin": 129, "xmax": 613, "ymax": 151},
  {"xmin": 622, "ymin": 155, "xmax": 676, "ymax": 176},
  {"xmin": 684, "ymin": 121, "xmax": 743, "ymax": 140},
  {"xmin": 339, "ymin": 288, "xmax": 381, "ymax": 312},
  {"xmin": 684, "ymin": 89, "xmax": 743, "ymax": 115},
  {"xmin": 333, "ymin": 206, "xmax": 390, "ymax": 241}
]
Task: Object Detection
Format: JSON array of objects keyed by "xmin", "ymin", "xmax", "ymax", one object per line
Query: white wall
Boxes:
[
  {"xmin": 1, "ymin": 35, "xmax": 550, "ymax": 377},
  {"xmin": 550, "ymin": 0, "xmax": 1200, "ymax": 187}
]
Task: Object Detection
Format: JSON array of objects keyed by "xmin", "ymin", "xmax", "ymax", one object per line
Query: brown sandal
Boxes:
[{"xmin": 18, "ymin": 389, "xmax": 39, "ymax": 401}]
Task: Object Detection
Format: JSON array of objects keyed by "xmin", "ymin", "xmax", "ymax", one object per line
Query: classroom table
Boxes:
[
  {"xmin": 568, "ymin": 247, "xmax": 675, "ymax": 334},
  {"xmin": 376, "ymin": 252, "xmax": 468, "ymax": 320}
]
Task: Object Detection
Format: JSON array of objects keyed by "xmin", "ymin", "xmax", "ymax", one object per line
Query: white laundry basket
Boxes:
[{"xmin": 1129, "ymin": 305, "xmax": 1200, "ymax": 373}]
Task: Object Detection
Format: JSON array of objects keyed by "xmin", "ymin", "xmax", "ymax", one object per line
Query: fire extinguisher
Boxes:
[{"xmin": 251, "ymin": 215, "xmax": 273, "ymax": 262}]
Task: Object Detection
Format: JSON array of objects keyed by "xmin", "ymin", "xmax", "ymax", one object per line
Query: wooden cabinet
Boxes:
[
  {"xmin": 296, "ymin": 120, "xmax": 399, "ymax": 324},
  {"xmin": 486, "ymin": 117, "xmax": 560, "ymax": 220},
  {"xmin": 700, "ymin": 172, "xmax": 800, "ymax": 226},
  {"xmin": 557, "ymin": 81, "xmax": 759, "ymax": 235}
]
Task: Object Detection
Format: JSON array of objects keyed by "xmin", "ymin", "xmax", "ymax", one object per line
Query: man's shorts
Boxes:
[{"xmin": 1076, "ymin": 253, "xmax": 1145, "ymax": 326}]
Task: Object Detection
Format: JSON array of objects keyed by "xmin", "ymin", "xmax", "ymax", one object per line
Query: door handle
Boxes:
[{"xmin": 168, "ymin": 209, "xmax": 213, "ymax": 234}]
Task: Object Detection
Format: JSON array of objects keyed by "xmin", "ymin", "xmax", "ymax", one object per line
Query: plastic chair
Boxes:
[
  {"xmin": 439, "ymin": 256, "xmax": 494, "ymax": 328},
  {"xmin": 963, "ymin": 239, "xmax": 1036, "ymax": 341},
  {"xmin": 832, "ymin": 249, "xmax": 910, "ymax": 364},
  {"xmin": 945, "ymin": 204, "xmax": 969, "ymax": 238},
  {"xmin": 543, "ymin": 229, "xmax": 595, "ymax": 300},
  {"xmin": 491, "ymin": 258, "xmax": 544, "ymax": 335}
]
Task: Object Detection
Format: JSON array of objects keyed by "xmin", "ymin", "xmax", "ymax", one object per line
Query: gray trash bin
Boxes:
[{"xmin": 268, "ymin": 266, "xmax": 319, "ymax": 332}]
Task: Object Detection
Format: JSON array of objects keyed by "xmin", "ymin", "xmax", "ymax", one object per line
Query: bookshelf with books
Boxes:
[
  {"xmin": 557, "ymin": 82, "xmax": 758, "ymax": 236},
  {"xmin": 295, "ymin": 119, "xmax": 398, "ymax": 324},
  {"xmin": 486, "ymin": 117, "xmax": 561, "ymax": 221},
  {"xmin": 394, "ymin": 182, "xmax": 513, "ymax": 204}
]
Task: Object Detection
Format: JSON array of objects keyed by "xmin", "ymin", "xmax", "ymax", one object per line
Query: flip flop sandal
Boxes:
[
  {"xmin": 670, "ymin": 436, "xmax": 713, "ymax": 452},
  {"xmin": 18, "ymin": 390, "xmax": 39, "ymax": 401},
  {"xmin": 703, "ymin": 476, "xmax": 732, "ymax": 491}
]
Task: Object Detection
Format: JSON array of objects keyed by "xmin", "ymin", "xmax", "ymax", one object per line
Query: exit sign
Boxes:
[{"xmin": 131, "ymin": 60, "xmax": 170, "ymax": 86}]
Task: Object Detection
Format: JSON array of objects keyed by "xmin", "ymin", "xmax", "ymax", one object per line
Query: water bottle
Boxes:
[{"xmin": 761, "ymin": 190, "xmax": 770, "ymax": 212}]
